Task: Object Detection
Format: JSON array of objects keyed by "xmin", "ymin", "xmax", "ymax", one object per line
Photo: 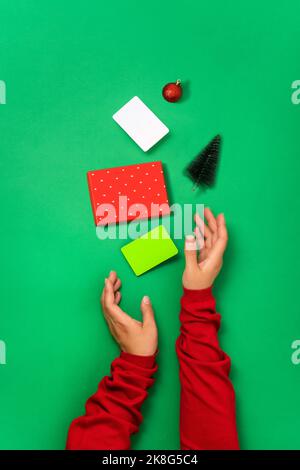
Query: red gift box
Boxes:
[{"xmin": 87, "ymin": 161, "xmax": 170, "ymax": 225}]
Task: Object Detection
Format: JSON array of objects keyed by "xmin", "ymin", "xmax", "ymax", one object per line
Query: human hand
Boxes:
[
  {"xmin": 100, "ymin": 271, "xmax": 158, "ymax": 356},
  {"xmin": 183, "ymin": 208, "xmax": 228, "ymax": 290}
]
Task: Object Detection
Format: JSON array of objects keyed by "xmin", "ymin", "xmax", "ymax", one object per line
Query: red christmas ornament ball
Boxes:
[{"xmin": 162, "ymin": 79, "xmax": 182, "ymax": 102}]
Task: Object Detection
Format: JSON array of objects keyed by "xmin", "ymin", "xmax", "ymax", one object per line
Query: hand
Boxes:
[
  {"xmin": 100, "ymin": 271, "xmax": 158, "ymax": 356},
  {"xmin": 183, "ymin": 208, "xmax": 228, "ymax": 290}
]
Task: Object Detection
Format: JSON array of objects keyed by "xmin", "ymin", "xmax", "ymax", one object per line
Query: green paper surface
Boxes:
[
  {"xmin": 1, "ymin": 0, "xmax": 300, "ymax": 451},
  {"xmin": 121, "ymin": 225, "xmax": 178, "ymax": 276}
]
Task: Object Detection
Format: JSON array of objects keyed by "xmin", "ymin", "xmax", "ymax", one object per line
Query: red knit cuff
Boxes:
[
  {"xmin": 120, "ymin": 351, "xmax": 157, "ymax": 369},
  {"xmin": 183, "ymin": 286, "xmax": 214, "ymax": 302}
]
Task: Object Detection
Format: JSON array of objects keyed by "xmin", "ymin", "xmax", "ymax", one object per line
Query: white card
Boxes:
[{"xmin": 113, "ymin": 96, "xmax": 169, "ymax": 152}]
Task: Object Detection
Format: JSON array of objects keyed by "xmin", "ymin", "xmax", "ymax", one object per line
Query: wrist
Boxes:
[{"xmin": 183, "ymin": 281, "xmax": 213, "ymax": 290}]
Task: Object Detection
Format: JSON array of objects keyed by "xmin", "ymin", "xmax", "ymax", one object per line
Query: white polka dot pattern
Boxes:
[{"xmin": 87, "ymin": 161, "xmax": 170, "ymax": 225}]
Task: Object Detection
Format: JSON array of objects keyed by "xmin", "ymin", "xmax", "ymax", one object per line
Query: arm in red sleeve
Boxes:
[
  {"xmin": 176, "ymin": 287, "xmax": 239, "ymax": 450},
  {"xmin": 66, "ymin": 352, "xmax": 157, "ymax": 450}
]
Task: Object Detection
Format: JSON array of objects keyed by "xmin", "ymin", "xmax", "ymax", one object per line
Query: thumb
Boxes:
[
  {"xmin": 141, "ymin": 296, "xmax": 155, "ymax": 327},
  {"xmin": 184, "ymin": 235, "xmax": 198, "ymax": 269}
]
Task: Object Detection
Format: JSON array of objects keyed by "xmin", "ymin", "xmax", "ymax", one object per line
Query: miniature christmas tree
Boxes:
[{"xmin": 186, "ymin": 135, "xmax": 221, "ymax": 190}]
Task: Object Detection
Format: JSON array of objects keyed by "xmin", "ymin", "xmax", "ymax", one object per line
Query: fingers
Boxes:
[
  {"xmin": 195, "ymin": 212, "xmax": 212, "ymax": 248},
  {"xmin": 101, "ymin": 271, "xmax": 115, "ymax": 307},
  {"xmin": 114, "ymin": 278, "xmax": 122, "ymax": 292},
  {"xmin": 216, "ymin": 213, "xmax": 228, "ymax": 243},
  {"xmin": 184, "ymin": 235, "xmax": 198, "ymax": 269},
  {"xmin": 194, "ymin": 226, "xmax": 204, "ymax": 251},
  {"xmin": 107, "ymin": 271, "xmax": 122, "ymax": 292},
  {"xmin": 103, "ymin": 271, "xmax": 122, "ymax": 305},
  {"xmin": 204, "ymin": 208, "xmax": 218, "ymax": 244},
  {"xmin": 115, "ymin": 291, "xmax": 122, "ymax": 304},
  {"xmin": 102, "ymin": 278, "xmax": 126, "ymax": 322},
  {"xmin": 107, "ymin": 270, "xmax": 117, "ymax": 283},
  {"xmin": 140, "ymin": 296, "xmax": 156, "ymax": 328},
  {"xmin": 206, "ymin": 213, "xmax": 228, "ymax": 267},
  {"xmin": 104, "ymin": 277, "xmax": 115, "ymax": 306}
]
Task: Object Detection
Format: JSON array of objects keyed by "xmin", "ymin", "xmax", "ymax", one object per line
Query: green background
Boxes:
[{"xmin": 1, "ymin": 0, "xmax": 300, "ymax": 450}]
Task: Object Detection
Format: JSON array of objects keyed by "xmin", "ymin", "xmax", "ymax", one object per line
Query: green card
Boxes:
[{"xmin": 121, "ymin": 225, "xmax": 178, "ymax": 276}]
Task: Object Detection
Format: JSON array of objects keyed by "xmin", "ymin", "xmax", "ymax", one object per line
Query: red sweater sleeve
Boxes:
[
  {"xmin": 176, "ymin": 287, "xmax": 239, "ymax": 450},
  {"xmin": 66, "ymin": 352, "xmax": 157, "ymax": 450}
]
